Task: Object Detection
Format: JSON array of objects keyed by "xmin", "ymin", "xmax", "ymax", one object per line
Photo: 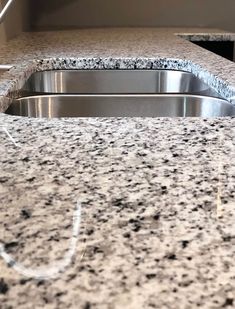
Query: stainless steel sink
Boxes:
[
  {"xmin": 21, "ymin": 69, "xmax": 218, "ymax": 96},
  {"xmin": 5, "ymin": 69, "xmax": 234, "ymax": 118},
  {"xmin": 5, "ymin": 94, "xmax": 235, "ymax": 118}
]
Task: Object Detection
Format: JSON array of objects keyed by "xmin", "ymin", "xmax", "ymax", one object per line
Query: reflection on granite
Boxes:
[
  {"xmin": 0, "ymin": 197, "xmax": 82, "ymax": 280},
  {"xmin": 0, "ymin": 28, "xmax": 235, "ymax": 308}
]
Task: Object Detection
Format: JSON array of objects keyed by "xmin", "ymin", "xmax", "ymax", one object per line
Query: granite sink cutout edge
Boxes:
[{"xmin": 0, "ymin": 56, "xmax": 235, "ymax": 112}]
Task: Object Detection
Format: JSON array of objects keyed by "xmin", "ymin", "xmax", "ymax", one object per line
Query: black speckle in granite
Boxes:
[
  {"xmin": 0, "ymin": 279, "xmax": 9, "ymax": 294},
  {"xmin": 22, "ymin": 157, "xmax": 30, "ymax": 162},
  {"xmin": 20, "ymin": 209, "xmax": 31, "ymax": 219},
  {"xmin": 47, "ymin": 235, "xmax": 60, "ymax": 242},
  {"xmin": 222, "ymin": 298, "xmax": 234, "ymax": 307},
  {"xmin": 153, "ymin": 212, "xmax": 161, "ymax": 221},
  {"xmin": 145, "ymin": 273, "xmax": 157, "ymax": 280},
  {"xmin": 222, "ymin": 235, "xmax": 234, "ymax": 242},
  {"xmin": 43, "ymin": 296, "xmax": 49, "ymax": 304},
  {"xmin": 161, "ymin": 186, "xmax": 168, "ymax": 194},
  {"xmin": 83, "ymin": 301, "xmax": 91, "ymax": 309},
  {"xmin": 55, "ymin": 291, "xmax": 66, "ymax": 297},
  {"xmin": 37, "ymin": 280, "xmax": 45, "ymax": 287},
  {"xmin": 132, "ymin": 224, "xmax": 141, "ymax": 232},
  {"xmin": 112, "ymin": 198, "xmax": 125, "ymax": 207},
  {"xmin": 128, "ymin": 218, "xmax": 138, "ymax": 224},
  {"xmin": 93, "ymin": 246, "xmax": 103, "ymax": 254},
  {"xmin": 19, "ymin": 278, "xmax": 31, "ymax": 285},
  {"xmin": 123, "ymin": 232, "xmax": 131, "ymax": 238},
  {"xmin": 181, "ymin": 240, "xmax": 190, "ymax": 248},
  {"xmin": 88, "ymin": 268, "xmax": 96, "ymax": 274},
  {"xmin": 166, "ymin": 253, "xmax": 177, "ymax": 260},
  {"xmin": 86, "ymin": 228, "xmax": 94, "ymax": 236},
  {"xmin": 45, "ymin": 197, "xmax": 53, "ymax": 206},
  {"xmin": 4, "ymin": 241, "xmax": 18, "ymax": 250},
  {"xmin": 26, "ymin": 177, "xmax": 36, "ymax": 182},
  {"xmin": 0, "ymin": 177, "xmax": 8, "ymax": 183},
  {"xmin": 179, "ymin": 280, "xmax": 194, "ymax": 288},
  {"xmin": 77, "ymin": 266, "xmax": 85, "ymax": 272},
  {"xmin": 163, "ymin": 159, "xmax": 169, "ymax": 164}
]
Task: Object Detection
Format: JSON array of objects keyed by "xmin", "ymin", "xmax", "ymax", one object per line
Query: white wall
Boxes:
[{"xmin": 30, "ymin": 0, "xmax": 235, "ymax": 31}]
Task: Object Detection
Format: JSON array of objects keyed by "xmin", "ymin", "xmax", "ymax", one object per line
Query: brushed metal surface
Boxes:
[
  {"xmin": 22, "ymin": 69, "xmax": 219, "ymax": 96},
  {"xmin": 5, "ymin": 94, "xmax": 234, "ymax": 118}
]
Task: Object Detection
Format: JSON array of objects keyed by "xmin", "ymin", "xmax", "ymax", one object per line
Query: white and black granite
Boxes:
[
  {"xmin": 176, "ymin": 28, "xmax": 235, "ymax": 42},
  {"xmin": 0, "ymin": 28, "xmax": 235, "ymax": 105},
  {"xmin": 1, "ymin": 28, "xmax": 235, "ymax": 309}
]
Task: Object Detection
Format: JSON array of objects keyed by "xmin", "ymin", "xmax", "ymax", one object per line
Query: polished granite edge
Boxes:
[
  {"xmin": 0, "ymin": 96, "xmax": 10, "ymax": 112},
  {"xmin": 0, "ymin": 27, "xmax": 234, "ymax": 112},
  {"xmin": 33, "ymin": 57, "xmax": 235, "ymax": 101},
  {"xmin": 177, "ymin": 33, "xmax": 235, "ymax": 42}
]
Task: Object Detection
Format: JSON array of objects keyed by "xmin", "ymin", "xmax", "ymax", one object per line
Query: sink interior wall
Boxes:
[
  {"xmin": 22, "ymin": 69, "xmax": 218, "ymax": 96},
  {"xmin": 5, "ymin": 69, "xmax": 234, "ymax": 118}
]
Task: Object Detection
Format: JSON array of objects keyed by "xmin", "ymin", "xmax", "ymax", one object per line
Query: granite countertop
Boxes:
[{"xmin": 1, "ymin": 28, "xmax": 235, "ymax": 309}]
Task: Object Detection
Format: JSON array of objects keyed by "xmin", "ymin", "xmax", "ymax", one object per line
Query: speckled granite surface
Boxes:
[
  {"xmin": 1, "ymin": 28, "xmax": 235, "ymax": 309},
  {"xmin": 0, "ymin": 28, "xmax": 235, "ymax": 109}
]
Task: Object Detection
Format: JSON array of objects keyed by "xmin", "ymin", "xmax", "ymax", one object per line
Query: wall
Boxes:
[
  {"xmin": 30, "ymin": 0, "xmax": 235, "ymax": 31},
  {"xmin": 0, "ymin": 0, "xmax": 29, "ymax": 43}
]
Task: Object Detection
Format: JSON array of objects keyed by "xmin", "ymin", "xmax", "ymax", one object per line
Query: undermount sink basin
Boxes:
[
  {"xmin": 5, "ymin": 69, "xmax": 234, "ymax": 118},
  {"xmin": 5, "ymin": 94, "xmax": 234, "ymax": 118},
  {"xmin": 21, "ymin": 69, "xmax": 218, "ymax": 96}
]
